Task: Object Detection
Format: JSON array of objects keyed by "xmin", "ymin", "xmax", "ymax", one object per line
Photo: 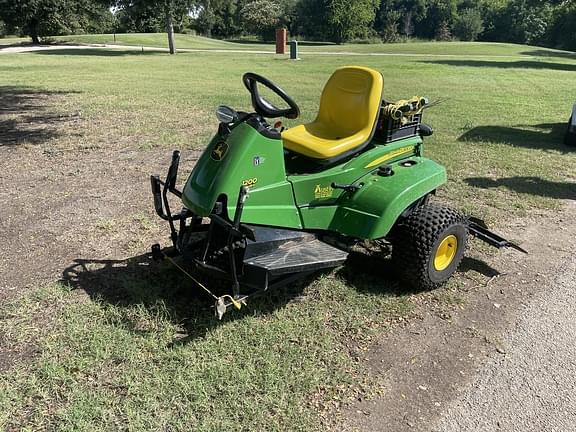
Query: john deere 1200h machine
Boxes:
[{"xmin": 151, "ymin": 66, "xmax": 525, "ymax": 318}]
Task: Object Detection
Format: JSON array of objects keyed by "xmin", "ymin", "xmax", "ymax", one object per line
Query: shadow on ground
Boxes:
[
  {"xmin": 0, "ymin": 42, "xmax": 29, "ymax": 50},
  {"xmin": 61, "ymin": 243, "xmax": 502, "ymax": 344},
  {"xmin": 522, "ymin": 49, "xmax": 576, "ymax": 60},
  {"xmin": 61, "ymin": 247, "xmax": 415, "ymax": 344},
  {"xmin": 0, "ymin": 86, "xmax": 80, "ymax": 146},
  {"xmin": 459, "ymin": 122, "xmax": 574, "ymax": 152},
  {"xmin": 466, "ymin": 176, "xmax": 576, "ymax": 200},
  {"xmin": 459, "ymin": 256, "xmax": 501, "ymax": 278},
  {"xmin": 422, "ymin": 59, "xmax": 576, "ymax": 72},
  {"xmin": 61, "ymin": 250, "xmax": 317, "ymax": 343},
  {"xmin": 33, "ymin": 48, "xmax": 167, "ymax": 57}
]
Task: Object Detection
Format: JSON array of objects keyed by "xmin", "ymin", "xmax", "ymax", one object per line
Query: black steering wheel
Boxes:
[{"xmin": 242, "ymin": 72, "xmax": 300, "ymax": 120}]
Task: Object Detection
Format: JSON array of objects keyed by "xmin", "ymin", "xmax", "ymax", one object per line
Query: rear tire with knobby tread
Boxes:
[{"xmin": 390, "ymin": 204, "xmax": 468, "ymax": 290}]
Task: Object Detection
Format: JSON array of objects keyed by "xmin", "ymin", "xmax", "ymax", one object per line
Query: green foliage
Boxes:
[
  {"xmin": 548, "ymin": 2, "xmax": 576, "ymax": 51},
  {"xmin": 327, "ymin": 0, "xmax": 381, "ymax": 43},
  {"xmin": 2, "ymin": 0, "xmax": 576, "ymax": 51},
  {"xmin": 115, "ymin": 3, "xmax": 165, "ymax": 33},
  {"xmin": 240, "ymin": 0, "xmax": 282, "ymax": 40},
  {"xmin": 194, "ymin": 0, "xmax": 244, "ymax": 38},
  {"xmin": 480, "ymin": 0, "xmax": 554, "ymax": 45},
  {"xmin": 415, "ymin": 0, "xmax": 457, "ymax": 40},
  {"xmin": 453, "ymin": 8, "xmax": 484, "ymax": 41},
  {"xmin": 0, "ymin": 0, "xmax": 113, "ymax": 43},
  {"xmin": 379, "ymin": 8, "xmax": 403, "ymax": 42}
]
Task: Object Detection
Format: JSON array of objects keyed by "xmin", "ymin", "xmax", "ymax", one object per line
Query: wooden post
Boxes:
[{"xmin": 275, "ymin": 28, "xmax": 287, "ymax": 55}]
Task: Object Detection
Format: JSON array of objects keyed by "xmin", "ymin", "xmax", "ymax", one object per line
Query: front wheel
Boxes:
[{"xmin": 390, "ymin": 204, "xmax": 468, "ymax": 290}]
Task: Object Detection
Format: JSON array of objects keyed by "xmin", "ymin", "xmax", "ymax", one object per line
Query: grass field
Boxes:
[
  {"xmin": 5, "ymin": 32, "xmax": 573, "ymax": 57},
  {"xmin": 1, "ymin": 37, "xmax": 575, "ymax": 431}
]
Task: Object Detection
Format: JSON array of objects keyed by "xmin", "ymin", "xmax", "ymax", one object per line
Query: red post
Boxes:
[{"xmin": 275, "ymin": 28, "xmax": 287, "ymax": 54}]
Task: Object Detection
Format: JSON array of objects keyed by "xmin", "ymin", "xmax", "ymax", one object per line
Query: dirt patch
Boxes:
[
  {"xmin": 0, "ymin": 89, "xmax": 201, "ymax": 372},
  {"xmin": 337, "ymin": 200, "xmax": 576, "ymax": 431}
]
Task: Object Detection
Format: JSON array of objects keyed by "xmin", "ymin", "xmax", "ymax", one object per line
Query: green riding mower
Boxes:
[{"xmin": 150, "ymin": 66, "xmax": 525, "ymax": 319}]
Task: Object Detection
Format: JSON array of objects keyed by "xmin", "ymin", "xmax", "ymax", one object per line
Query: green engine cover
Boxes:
[
  {"xmin": 182, "ymin": 123, "xmax": 302, "ymax": 228},
  {"xmin": 182, "ymin": 122, "xmax": 446, "ymax": 240}
]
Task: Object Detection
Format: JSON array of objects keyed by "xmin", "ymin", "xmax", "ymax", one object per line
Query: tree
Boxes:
[
  {"xmin": 415, "ymin": 0, "xmax": 457, "ymax": 40},
  {"xmin": 453, "ymin": 8, "xmax": 484, "ymax": 41},
  {"xmin": 113, "ymin": 0, "xmax": 195, "ymax": 54},
  {"xmin": 195, "ymin": 0, "xmax": 244, "ymax": 38},
  {"xmin": 294, "ymin": 0, "xmax": 329, "ymax": 41},
  {"xmin": 240, "ymin": 0, "xmax": 281, "ymax": 40},
  {"xmin": 548, "ymin": 1, "xmax": 576, "ymax": 50},
  {"xmin": 379, "ymin": 8, "xmax": 402, "ymax": 42},
  {"xmin": 327, "ymin": 0, "xmax": 380, "ymax": 43},
  {"xmin": 0, "ymin": 0, "xmax": 112, "ymax": 44},
  {"xmin": 115, "ymin": 2, "xmax": 165, "ymax": 32}
]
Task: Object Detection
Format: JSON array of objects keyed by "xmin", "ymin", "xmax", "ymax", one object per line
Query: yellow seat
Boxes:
[{"xmin": 282, "ymin": 66, "xmax": 383, "ymax": 160}]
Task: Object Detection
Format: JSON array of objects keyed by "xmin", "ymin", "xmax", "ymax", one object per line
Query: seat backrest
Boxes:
[{"xmin": 315, "ymin": 66, "xmax": 384, "ymax": 137}]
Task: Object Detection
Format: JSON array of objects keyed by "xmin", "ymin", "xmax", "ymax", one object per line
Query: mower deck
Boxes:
[{"xmin": 244, "ymin": 231, "xmax": 348, "ymax": 276}]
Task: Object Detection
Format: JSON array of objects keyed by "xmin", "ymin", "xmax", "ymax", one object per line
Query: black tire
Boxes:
[{"xmin": 390, "ymin": 204, "xmax": 468, "ymax": 290}]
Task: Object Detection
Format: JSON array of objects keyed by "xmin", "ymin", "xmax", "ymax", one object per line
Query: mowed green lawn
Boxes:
[{"xmin": 1, "ymin": 41, "xmax": 575, "ymax": 431}]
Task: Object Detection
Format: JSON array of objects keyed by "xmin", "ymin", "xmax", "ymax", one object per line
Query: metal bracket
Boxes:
[
  {"xmin": 467, "ymin": 217, "xmax": 527, "ymax": 254},
  {"xmin": 331, "ymin": 182, "xmax": 363, "ymax": 193}
]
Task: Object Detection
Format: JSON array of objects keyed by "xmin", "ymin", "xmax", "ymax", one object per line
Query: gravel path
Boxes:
[
  {"xmin": 340, "ymin": 200, "xmax": 576, "ymax": 432},
  {"xmin": 434, "ymin": 254, "xmax": 576, "ymax": 432}
]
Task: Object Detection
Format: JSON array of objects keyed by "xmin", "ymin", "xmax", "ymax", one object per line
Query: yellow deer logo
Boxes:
[{"xmin": 211, "ymin": 142, "xmax": 229, "ymax": 161}]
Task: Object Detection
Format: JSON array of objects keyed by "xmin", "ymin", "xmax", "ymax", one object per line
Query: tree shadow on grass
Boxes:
[
  {"xmin": 33, "ymin": 48, "xmax": 168, "ymax": 57},
  {"xmin": 0, "ymin": 86, "xmax": 81, "ymax": 147},
  {"xmin": 459, "ymin": 123, "xmax": 574, "ymax": 152},
  {"xmin": 522, "ymin": 49, "xmax": 576, "ymax": 60},
  {"xmin": 422, "ymin": 59, "xmax": 576, "ymax": 72},
  {"xmin": 0, "ymin": 42, "xmax": 29, "ymax": 50},
  {"xmin": 465, "ymin": 176, "xmax": 576, "ymax": 200}
]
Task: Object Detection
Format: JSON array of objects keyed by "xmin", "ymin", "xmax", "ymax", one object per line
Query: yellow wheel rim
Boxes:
[{"xmin": 434, "ymin": 235, "xmax": 458, "ymax": 271}]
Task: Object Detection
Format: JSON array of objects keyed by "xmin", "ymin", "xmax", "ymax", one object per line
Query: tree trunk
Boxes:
[
  {"xmin": 165, "ymin": 2, "xmax": 176, "ymax": 55},
  {"xmin": 29, "ymin": 18, "xmax": 40, "ymax": 44},
  {"xmin": 204, "ymin": 0, "xmax": 213, "ymax": 38},
  {"xmin": 403, "ymin": 10, "xmax": 413, "ymax": 36}
]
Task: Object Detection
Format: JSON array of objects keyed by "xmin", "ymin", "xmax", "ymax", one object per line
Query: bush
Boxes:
[
  {"xmin": 435, "ymin": 20, "xmax": 452, "ymax": 41},
  {"xmin": 548, "ymin": 5, "xmax": 576, "ymax": 51},
  {"xmin": 454, "ymin": 8, "xmax": 484, "ymax": 41},
  {"xmin": 379, "ymin": 9, "xmax": 402, "ymax": 43}
]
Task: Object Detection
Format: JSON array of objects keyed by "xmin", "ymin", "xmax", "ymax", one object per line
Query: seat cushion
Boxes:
[
  {"xmin": 281, "ymin": 122, "xmax": 373, "ymax": 159},
  {"xmin": 282, "ymin": 66, "xmax": 383, "ymax": 160}
]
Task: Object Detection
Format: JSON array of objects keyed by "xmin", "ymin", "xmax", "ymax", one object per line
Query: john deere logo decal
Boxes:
[
  {"xmin": 314, "ymin": 184, "xmax": 333, "ymax": 199},
  {"xmin": 211, "ymin": 141, "xmax": 229, "ymax": 161}
]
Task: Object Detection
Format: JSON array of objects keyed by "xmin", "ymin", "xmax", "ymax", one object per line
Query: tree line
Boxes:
[{"xmin": 1, "ymin": 0, "xmax": 576, "ymax": 51}]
